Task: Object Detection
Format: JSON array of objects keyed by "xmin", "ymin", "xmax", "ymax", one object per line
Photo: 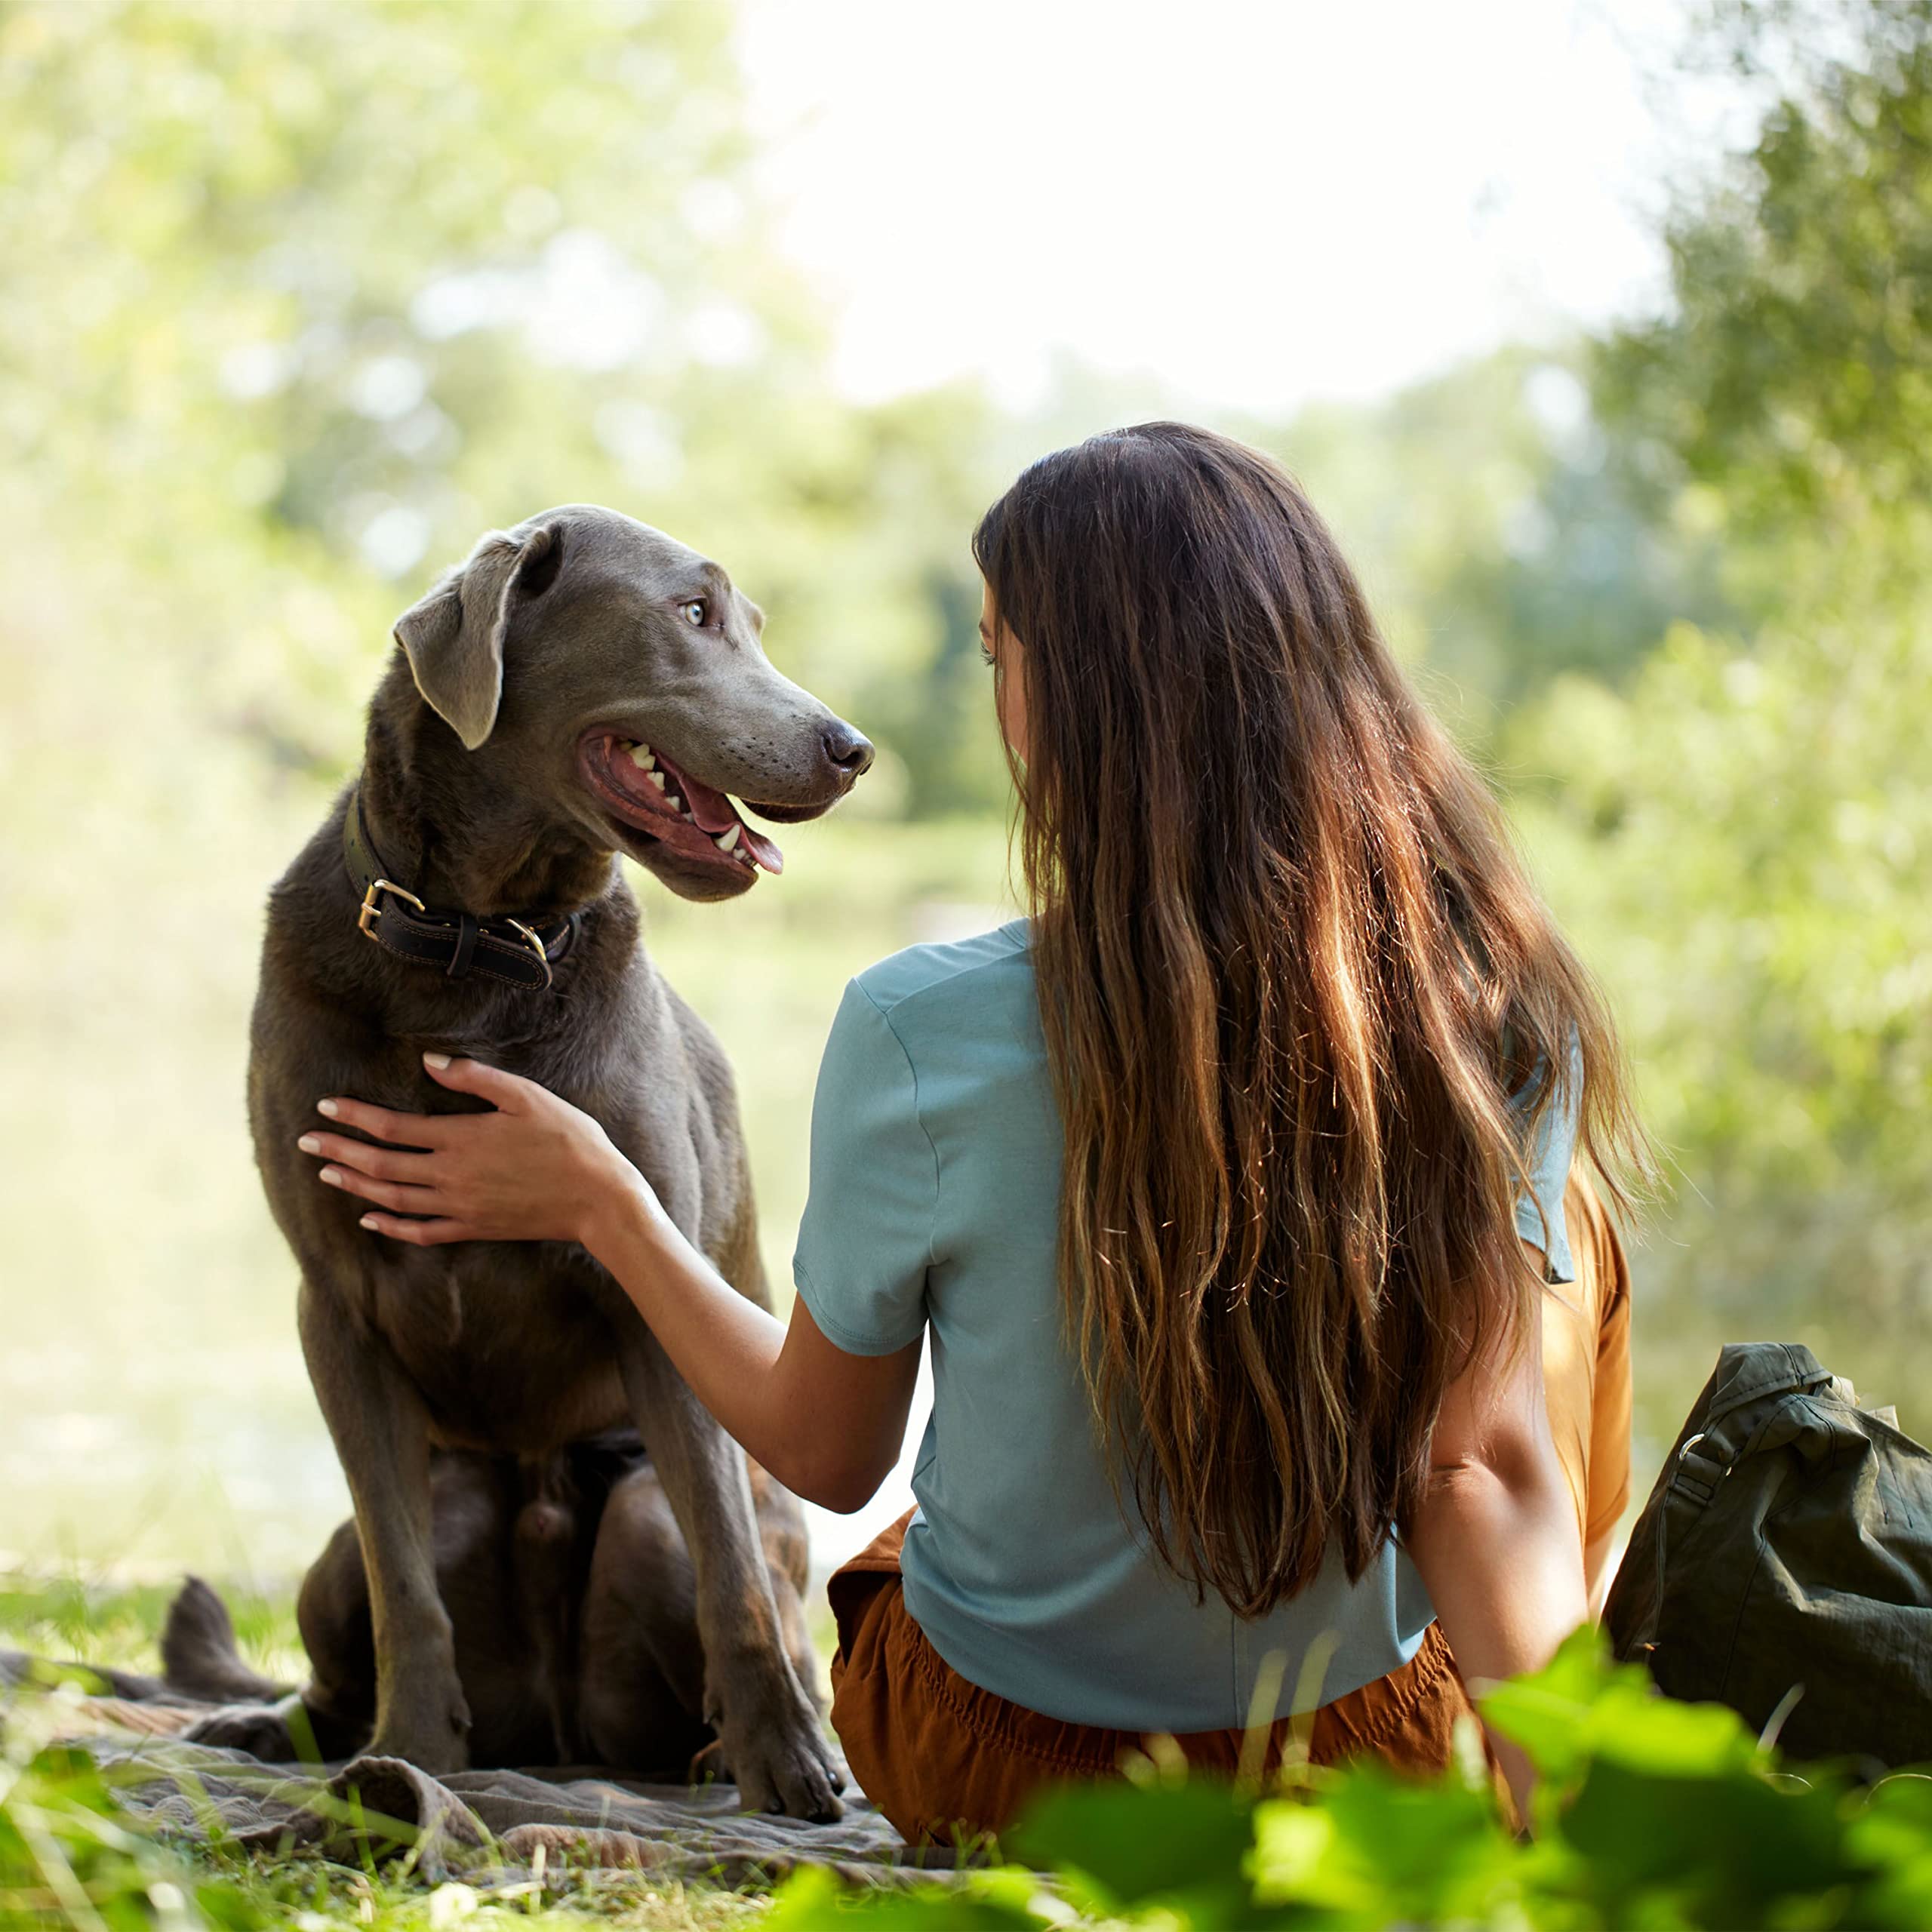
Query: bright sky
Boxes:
[{"xmin": 738, "ymin": 0, "xmax": 1729, "ymax": 416}]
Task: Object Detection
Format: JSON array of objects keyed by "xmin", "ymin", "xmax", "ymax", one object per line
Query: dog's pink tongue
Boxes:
[
  {"xmin": 669, "ymin": 768, "xmax": 739, "ymax": 836},
  {"xmin": 659, "ymin": 755, "xmax": 785, "ymax": 874},
  {"xmin": 739, "ymin": 825, "xmax": 784, "ymax": 875}
]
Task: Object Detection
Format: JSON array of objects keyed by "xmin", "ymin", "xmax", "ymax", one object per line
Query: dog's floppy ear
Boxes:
[{"xmin": 393, "ymin": 522, "xmax": 564, "ymax": 749}]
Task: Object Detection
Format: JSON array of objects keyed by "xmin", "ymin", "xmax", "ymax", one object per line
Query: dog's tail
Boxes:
[{"xmin": 160, "ymin": 1577, "xmax": 290, "ymax": 1704}]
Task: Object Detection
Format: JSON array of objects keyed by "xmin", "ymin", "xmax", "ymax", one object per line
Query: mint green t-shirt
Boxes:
[{"xmin": 792, "ymin": 920, "xmax": 1578, "ymax": 1732}]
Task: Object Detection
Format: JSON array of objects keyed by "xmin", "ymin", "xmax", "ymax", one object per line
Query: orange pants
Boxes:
[{"xmin": 828, "ymin": 1177, "xmax": 1632, "ymax": 1845}]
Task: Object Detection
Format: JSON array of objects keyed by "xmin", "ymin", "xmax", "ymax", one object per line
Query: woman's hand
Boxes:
[
  {"xmin": 304, "ymin": 1057, "xmax": 921, "ymax": 1522},
  {"xmin": 298, "ymin": 1053, "xmax": 645, "ymax": 1247}
]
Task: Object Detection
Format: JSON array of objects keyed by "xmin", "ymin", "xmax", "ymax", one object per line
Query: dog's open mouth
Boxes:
[{"xmin": 579, "ymin": 733, "xmax": 785, "ymax": 876}]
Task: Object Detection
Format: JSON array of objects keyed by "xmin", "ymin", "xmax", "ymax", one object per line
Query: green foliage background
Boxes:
[{"xmin": 0, "ymin": 0, "xmax": 1926, "ymax": 1592}]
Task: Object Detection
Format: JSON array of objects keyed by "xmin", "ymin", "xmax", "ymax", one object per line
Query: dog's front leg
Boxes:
[
  {"xmin": 297, "ymin": 1280, "xmax": 471, "ymax": 1772},
  {"xmin": 615, "ymin": 1330, "xmax": 843, "ymax": 1819}
]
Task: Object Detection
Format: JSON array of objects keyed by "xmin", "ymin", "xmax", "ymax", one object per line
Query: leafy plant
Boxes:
[{"xmin": 764, "ymin": 1629, "xmax": 1932, "ymax": 1930}]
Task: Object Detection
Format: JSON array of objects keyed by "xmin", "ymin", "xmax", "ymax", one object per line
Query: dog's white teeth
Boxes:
[
  {"xmin": 627, "ymin": 743, "xmax": 657, "ymax": 771},
  {"xmin": 646, "ymin": 769, "xmax": 666, "ymax": 792},
  {"xmin": 715, "ymin": 825, "xmax": 740, "ymax": 854}
]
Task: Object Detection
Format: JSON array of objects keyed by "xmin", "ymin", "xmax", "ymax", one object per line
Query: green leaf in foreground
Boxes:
[
  {"xmin": 1251, "ymin": 1758, "xmax": 1518, "ymax": 1924},
  {"xmin": 1560, "ymin": 1757, "xmax": 1865, "ymax": 1928},
  {"xmin": 1005, "ymin": 1777, "xmax": 1260, "ymax": 1921},
  {"xmin": 1479, "ymin": 1625, "xmax": 1762, "ymax": 1801},
  {"xmin": 765, "ymin": 1863, "xmax": 1044, "ymax": 1927}
]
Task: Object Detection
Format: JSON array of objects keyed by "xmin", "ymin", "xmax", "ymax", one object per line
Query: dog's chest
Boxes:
[
  {"xmin": 257, "ymin": 883, "xmax": 722, "ymax": 1452},
  {"xmin": 367, "ymin": 1237, "xmax": 637, "ymax": 1453},
  {"xmin": 346, "ymin": 1064, "xmax": 703, "ymax": 1454}
]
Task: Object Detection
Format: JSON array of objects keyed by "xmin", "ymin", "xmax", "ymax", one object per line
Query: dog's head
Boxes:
[{"xmin": 393, "ymin": 506, "xmax": 872, "ymax": 902}]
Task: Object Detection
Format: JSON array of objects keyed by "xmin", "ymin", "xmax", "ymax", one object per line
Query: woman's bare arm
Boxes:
[
  {"xmin": 1402, "ymin": 1246, "xmax": 1589, "ymax": 1820},
  {"xmin": 578, "ymin": 1173, "xmax": 922, "ymax": 1513}
]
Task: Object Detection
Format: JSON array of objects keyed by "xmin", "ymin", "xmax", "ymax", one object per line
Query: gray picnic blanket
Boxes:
[{"xmin": 2, "ymin": 1653, "xmax": 957, "ymax": 1888}]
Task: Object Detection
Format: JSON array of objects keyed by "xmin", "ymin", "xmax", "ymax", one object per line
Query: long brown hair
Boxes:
[{"xmin": 974, "ymin": 423, "xmax": 1642, "ymax": 1617}]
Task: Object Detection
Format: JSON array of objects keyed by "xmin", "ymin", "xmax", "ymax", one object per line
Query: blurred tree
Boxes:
[
  {"xmin": 1254, "ymin": 349, "xmax": 1730, "ymax": 731},
  {"xmin": 1515, "ymin": 574, "xmax": 1932, "ymax": 1369},
  {"xmin": 0, "ymin": 0, "xmax": 1019, "ymax": 1567},
  {"xmin": 0, "ymin": 0, "xmax": 1728, "ymax": 829},
  {"xmin": 0, "ymin": 0, "xmax": 1002, "ymax": 786},
  {"xmin": 1513, "ymin": 0, "xmax": 1932, "ymax": 1389},
  {"xmin": 1601, "ymin": 0, "xmax": 1932, "ymax": 543},
  {"xmin": 7, "ymin": 0, "xmax": 1927, "ymax": 1547}
]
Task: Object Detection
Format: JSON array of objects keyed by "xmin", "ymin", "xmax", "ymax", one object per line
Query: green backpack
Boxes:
[{"xmin": 1603, "ymin": 1340, "xmax": 1932, "ymax": 1767}]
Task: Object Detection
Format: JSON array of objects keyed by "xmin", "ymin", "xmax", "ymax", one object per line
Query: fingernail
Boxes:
[
  {"xmin": 424, "ymin": 1052, "xmax": 451, "ymax": 1070},
  {"xmin": 318, "ymin": 1167, "xmax": 343, "ymax": 1186},
  {"xmin": 359, "ymin": 1215, "xmax": 379, "ymax": 1231},
  {"xmin": 317, "ymin": 1099, "xmax": 340, "ymax": 1118},
  {"xmin": 297, "ymin": 1134, "xmax": 321, "ymax": 1155}
]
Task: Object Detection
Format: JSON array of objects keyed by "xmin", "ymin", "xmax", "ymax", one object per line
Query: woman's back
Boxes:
[{"xmin": 795, "ymin": 917, "xmax": 1580, "ymax": 1730}]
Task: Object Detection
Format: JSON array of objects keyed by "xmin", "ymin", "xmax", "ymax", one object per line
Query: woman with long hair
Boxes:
[{"xmin": 305, "ymin": 423, "xmax": 1641, "ymax": 1835}]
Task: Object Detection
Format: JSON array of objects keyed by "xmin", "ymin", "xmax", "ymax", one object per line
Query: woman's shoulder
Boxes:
[{"xmin": 847, "ymin": 917, "xmax": 1033, "ymax": 1029}]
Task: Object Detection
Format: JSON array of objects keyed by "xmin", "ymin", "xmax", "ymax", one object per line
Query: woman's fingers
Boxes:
[
  {"xmin": 421, "ymin": 1054, "xmax": 529, "ymax": 1109},
  {"xmin": 312, "ymin": 1060, "xmax": 528, "ymax": 1147},
  {"xmin": 355, "ymin": 1211, "xmax": 473, "ymax": 1247},
  {"xmin": 297, "ymin": 1132, "xmax": 435, "ymax": 1183},
  {"xmin": 314, "ymin": 1094, "xmax": 447, "ymax": 1147},
  {"xmin": 315, "ymin": 1166, "xmax": 439, "ymax": 1213}
]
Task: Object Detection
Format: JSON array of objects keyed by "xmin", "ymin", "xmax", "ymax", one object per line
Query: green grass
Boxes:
[
  {"xmin": 0, "ymin": 1571, "xmax": 789, "ymax": 1929},
  {"xmin": 0, "ymin": 1573, "xmax": 304, "ymax": 1690},
  {"xmin": 14, "ymin": 1599, "xmax": 1932, "ymax": 1930}
]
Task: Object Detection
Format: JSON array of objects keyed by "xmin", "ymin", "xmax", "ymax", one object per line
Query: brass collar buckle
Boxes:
[
  {"xmin": 357, "ymin": 877, "xmax": 426, "ymax": 940},
  {"xmin": 503, "ymin": 917, "xmax": 551, "ymax": 977}
]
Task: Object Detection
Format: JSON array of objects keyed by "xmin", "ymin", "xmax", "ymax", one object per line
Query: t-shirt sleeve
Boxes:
[
  {"xmin": 790, "ymin": 980, "xmax": 937, "ymax": 1356},
  {"xmin": 1509, "ymin": 1030, "xmax": 1583, "ymax": 1285}
]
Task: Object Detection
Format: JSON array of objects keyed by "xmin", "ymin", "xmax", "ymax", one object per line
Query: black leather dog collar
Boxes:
[{"xmin": 343, "ymin": 787, "xmax": 580, "ymax": 992}]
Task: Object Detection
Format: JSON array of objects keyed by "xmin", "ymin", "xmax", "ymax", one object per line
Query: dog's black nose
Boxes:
[{"xmin": 823, "ymin": 723, "xmax": 874, "ymax": 777}]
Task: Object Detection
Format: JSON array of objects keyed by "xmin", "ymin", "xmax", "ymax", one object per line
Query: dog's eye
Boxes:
[{"xmin": 680, "ymin": 598, "xmax": 709, "ymax": 629}]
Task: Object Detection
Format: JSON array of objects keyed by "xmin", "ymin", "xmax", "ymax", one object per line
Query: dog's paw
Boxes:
[
  {"xmin": 708, "ymin": 1680, "xmax": 847, "ymax": 1822},
  {"xmin": 366, "ymin": 1681, "xmax": 472, "ymax": 1777},
  {"xmin": 180, "ymin": 1701, "xmax": 300, "ymax": 1761}
]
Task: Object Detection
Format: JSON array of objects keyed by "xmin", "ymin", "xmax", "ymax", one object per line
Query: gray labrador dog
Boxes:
[{"xmin": 217, "ymin": 505, "xmax": 867, "ymax": 1817}]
